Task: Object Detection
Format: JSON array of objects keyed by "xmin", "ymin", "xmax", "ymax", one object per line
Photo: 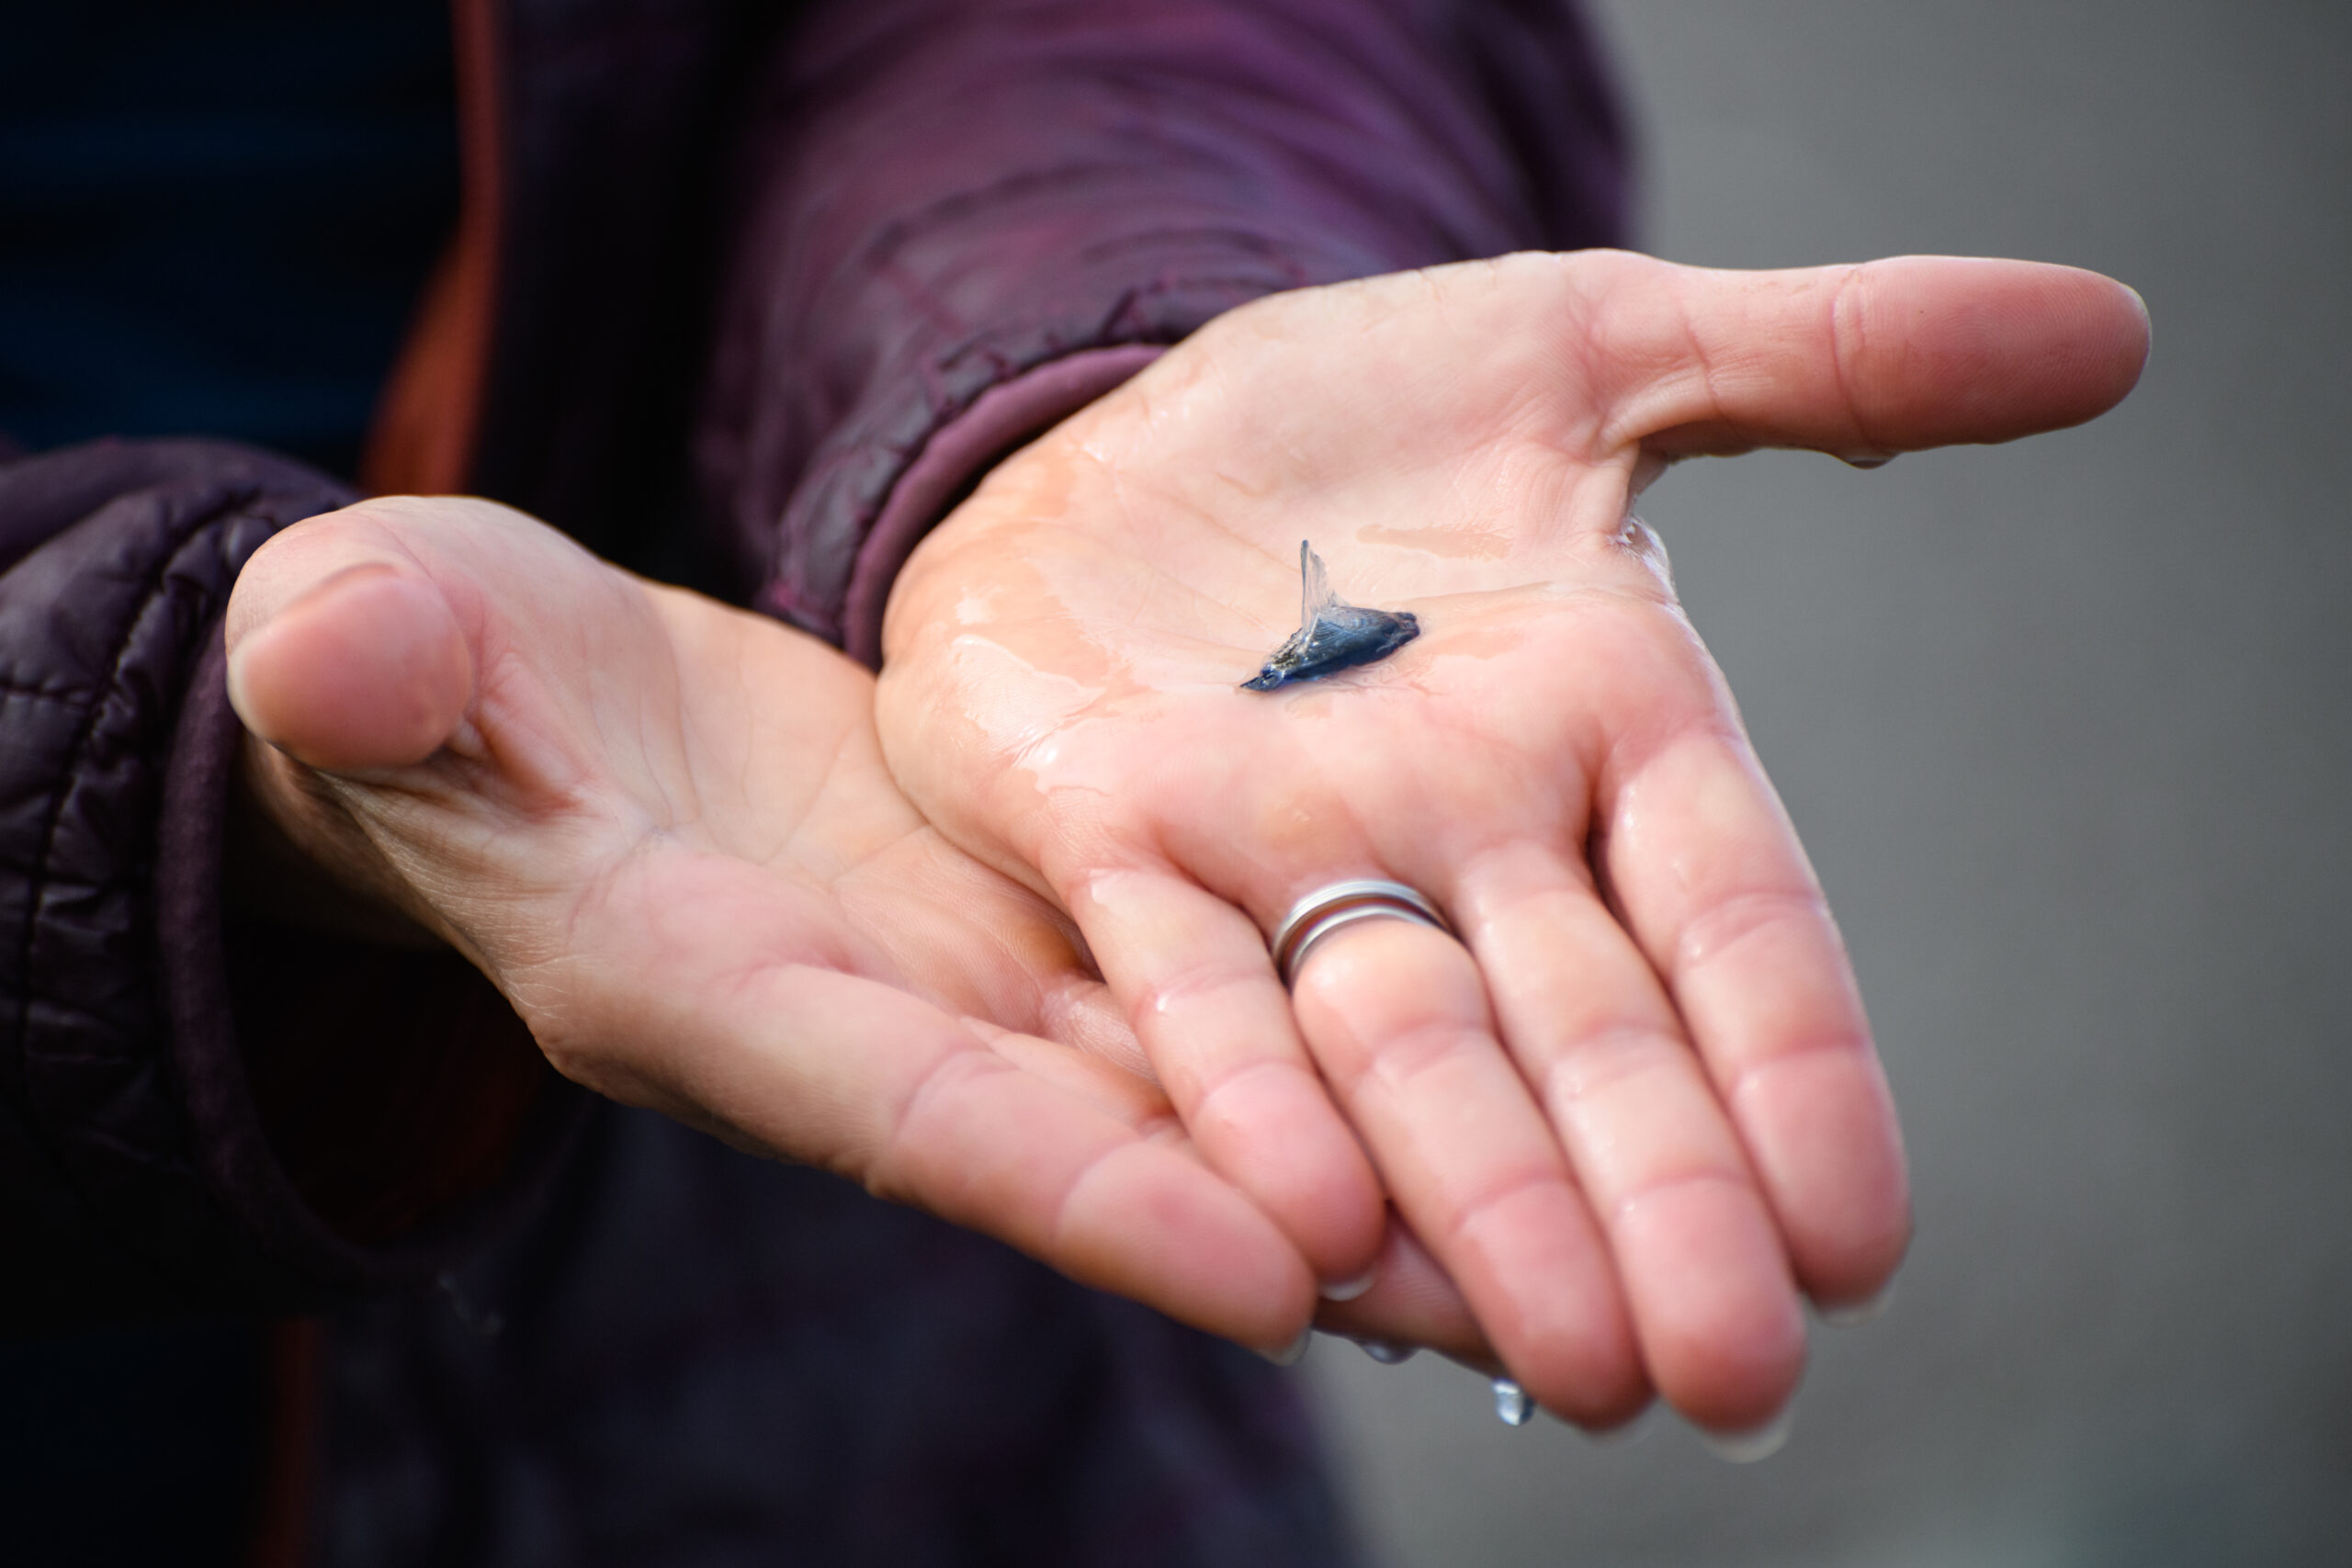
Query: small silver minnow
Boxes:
[{"xmin": 1241, "ymin": 541, "xmax": 1420, "ymax": 692}]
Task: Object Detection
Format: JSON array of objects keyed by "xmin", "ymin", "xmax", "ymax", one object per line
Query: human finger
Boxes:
[
  {"xmin": 537, "ymin": 866, "xmax": 1319, "ymax": 1353},
  {"xmin": 1288, "ymin": 914, "xmax": 1647, "ymax": 1427},
  {"xmin": 1582, "ymin": 253, "xmax": 2149, "ymax": 463},
  {"xmin": 1462, "ymin": 840, "xmax": 1807, "ymax": 1432},
  {"xmin": 1595, "ymin": 719, "xmax": 1911, "ymax": 1309},
  {"xmin": 1069, "ymin": 866, "xmax": 1389, "ymax": 1290},
  {"xmin": 1314, "ymin": 1208, "xmax": 1503, "ymax": 1373},
  {"xmin": 227, "ymin": 529, "xmax": 473, "ymax": 772}
]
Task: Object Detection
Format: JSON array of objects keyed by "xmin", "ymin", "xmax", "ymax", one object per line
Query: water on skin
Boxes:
[
  {"xmin": 939, "ymin": 633, "xmax": 1106, "ymax": 768},
  {"xmin": 1492, "ymin": 1376, "xmax": 1535, "ymax": 1427},
  {"xmin": 1357, "ymin": 520, "xmax": 1513, "ymax": 559}
]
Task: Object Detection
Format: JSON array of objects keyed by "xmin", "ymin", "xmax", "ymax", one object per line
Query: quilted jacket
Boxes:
[{"xmin": 0, "ymin": 0, "xmax": 1627, "ymax": 1561}]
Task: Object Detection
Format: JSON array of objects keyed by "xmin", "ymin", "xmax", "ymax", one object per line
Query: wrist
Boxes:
[{"xmin": 850, "ymin": 346, "xmax": 1165, "ymax": 668}]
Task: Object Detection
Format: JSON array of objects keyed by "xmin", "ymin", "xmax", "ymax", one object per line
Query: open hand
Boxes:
[
  {"xmin": 876, "ymin": 252, "xmax": 2149, "ymax": 1429},
  {"xmin": 226, "ymin": 497, "xmax": 1320, "ymax": 1351}
]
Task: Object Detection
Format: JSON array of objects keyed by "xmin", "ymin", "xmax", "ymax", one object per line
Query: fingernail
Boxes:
[
  {"xmin": 1698, "ymin": 1401, "xmax": 1796, "ymax": 1464},
  {"xmin": 1490, "ymin": 1376, "xmax": 1535, "ymax": 1427},
  {"xmin": 1254, "ymin": 1326, "xmax": 1313, "ymax": 1367},
  {"xmin": 1579, "ymin": 1404, "xmax": 1656, "ymax": 1448},
  {"xmin": 1354, "ymin": 1337, "xmax": 1415, "ymax": 1366},
  {"xmin": 1320, "ymin": 1269, "xmax": 1376, "ymax": 1303},
  {"xmin": 226, "ymin": 564, "xmax": 399, "ymax": 696},
  {"xmin": 1817, "ymin": 1278, "xmax": 1896, "ymax": 1328}
]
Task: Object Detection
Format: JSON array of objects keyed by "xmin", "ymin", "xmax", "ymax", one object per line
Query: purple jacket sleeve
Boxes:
[
  {"xmin": 696, "ymin": 0, "xmax": 1629, "ymax": 663},
  {"xmin": 0, "ymin": 441, "xmax": 577, "ymax": 1330}
]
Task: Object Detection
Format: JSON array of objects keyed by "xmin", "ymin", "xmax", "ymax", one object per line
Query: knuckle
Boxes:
[
  {"xmin": 1130, "ymin": 954, "xmax": 1267, "ymax": 1021},
  {"xmin": 1353, "ymin": 1018, "xmax": 1492, "ymax": 1097},
  {"xmin": 1721, "ymin": 1031, "xmax": 1877, "ymax": 1110},
  {"xmin": 1442, "ymin": 1164, "xmax": 1573, "ymax": 1252},
  {"xmin": 1542, "ymin": 1024, "xmax": 1694, "ymax": 1107},
  {"xmin": 1673, "ymin": 886, "xmax": 1835, "ymax": 979}
]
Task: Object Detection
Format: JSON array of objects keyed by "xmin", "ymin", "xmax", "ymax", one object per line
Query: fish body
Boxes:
[{"xmin": 1242, "ymin": 542, "xmax": 1421, "ymax": 691}]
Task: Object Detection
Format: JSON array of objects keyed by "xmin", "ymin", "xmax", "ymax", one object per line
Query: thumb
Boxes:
[
  {"xmin": 1591, "ymin": 253, "xmax": 2151, "ymax": 461},
  {"xmin": 226, "ymin": 513, "xmax": 475, "ymax": 773}
]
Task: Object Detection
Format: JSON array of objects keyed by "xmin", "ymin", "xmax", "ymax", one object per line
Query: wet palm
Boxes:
[{"xmin": 877, "ymin": 251, "xmax": 2150, "ymax": 1428}]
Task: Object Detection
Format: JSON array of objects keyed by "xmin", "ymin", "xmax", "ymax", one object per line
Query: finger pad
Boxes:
[
  {"xmin": 1453, "ymin": 1181, "xmax": 1645, "ymax": 1424},
  {"xmin": 1616, "ymin": 1179, "xmax": 1807, "ymax": 1429},
  {"xmin": 1196, "ymin": 1089, "xmax": 1387, "ymax": 1285},
  {"xmin": 1861, "ymin": 258, "xmax": 2152, "ymax": 444},
  {"xmin": 1057, "ymin": 1144, "xmax": 1317, "ymax": 1345},
  {"xmin": 1738, "ymin": 1050, "xmax": 1913, "ymax": 1302}
]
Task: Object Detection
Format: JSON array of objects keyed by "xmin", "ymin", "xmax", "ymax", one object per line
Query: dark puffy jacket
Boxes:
[{"xmin": 0, "ymin": 0, "xmax": 1627, "ymax": 1562}]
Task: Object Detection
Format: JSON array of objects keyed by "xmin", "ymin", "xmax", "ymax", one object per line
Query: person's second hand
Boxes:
[{"xmin": 876, "ymin": 249, "xmax": 2149, "ymax": 1434}]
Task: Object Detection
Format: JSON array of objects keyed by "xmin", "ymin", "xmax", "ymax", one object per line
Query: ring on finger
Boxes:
[{"xmin": 1270, "ymin": 878, "xmax": 1455, "ymax": 988}]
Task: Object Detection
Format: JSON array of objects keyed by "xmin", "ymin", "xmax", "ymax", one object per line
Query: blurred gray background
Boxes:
[{"xmin": 1306, "ymin": 2, "xmax": 2352, "ymax": 1563}]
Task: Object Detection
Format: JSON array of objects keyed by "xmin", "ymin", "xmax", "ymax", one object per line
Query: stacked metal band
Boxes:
[{"xmin": 1269, "ymin": 878, "xmax": 1455, "ymax": 988}]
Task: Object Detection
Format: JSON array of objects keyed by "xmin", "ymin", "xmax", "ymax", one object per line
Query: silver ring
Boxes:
[{"xmin": 1270, "ymin": 878, "xmax": 1454, "ymax": 988}]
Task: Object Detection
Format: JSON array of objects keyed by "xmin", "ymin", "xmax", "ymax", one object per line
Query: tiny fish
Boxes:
[{"xmin": 1242, "ymin": 541, "xmax": 1420, "ymax": 692}]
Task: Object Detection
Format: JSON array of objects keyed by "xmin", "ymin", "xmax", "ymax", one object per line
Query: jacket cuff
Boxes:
[
  {"xmin": 159, "ymin": 634, "xmax": 585, "ymax": 1306},
  {"xmin": 0, "ymin": 439, "xmax": 578, "ymax": 1325},
  {"xmin": 701, "ymin": 0, "xmax": 1631, "ymax": 652},
  {"xmin": 810, "ymin": 344, "xmax": 1163, "ymax": 668}
]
